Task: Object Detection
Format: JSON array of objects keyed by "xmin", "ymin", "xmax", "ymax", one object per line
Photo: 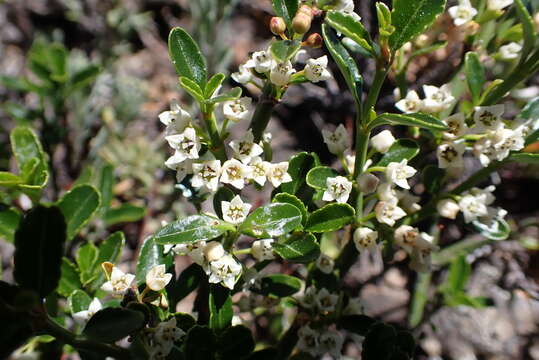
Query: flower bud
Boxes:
[
  {"xmin": 436, "ymin": 199, "xmax": 460, "ymax": 219},
  {"xmin": 353, "ymin": 227, "xmax": 378, "ymax": 251},
  {"xmin": 146, "ymin": 264, "xmax": 173, "ymax": 291},
  {"xmin": 292, "ymin": 13, "xmax": 312, "ymax": 34},
  {"xmin": 463, "ymin": 21, "xmax": 480, "ymax": 36},
  {"xmin": 305, "ymin": 33, "xmax": 323, "ymax": 48},
  {"xmin": 204, "ymin": 241, "xmax": 225, "ymax": 262},
  {"xmin": 414, "ymin": 34, "xmax": 430, "ymax": 48},
  {"xmin": 358, "ymin": 173, "xmax": 380, "ymax": 194},
  {"xmin": 370, "ymin": 130, "xmax": 396, "ymax": 153},
  {"xmin": 298, "ymin": 5, "xmax": 314, "ymax": 17},
  {"xmin": 270, "ymin": 17, "xmax": 287, "ymax": 35}
]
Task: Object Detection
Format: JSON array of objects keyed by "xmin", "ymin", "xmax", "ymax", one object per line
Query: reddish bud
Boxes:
[
  {"xmin": 305, "ymin": 33, "xmax": 323, "ymax": 48},
  {"xmin": 270, "ymin": 17, "xmax": 286, "ymax": 35}
]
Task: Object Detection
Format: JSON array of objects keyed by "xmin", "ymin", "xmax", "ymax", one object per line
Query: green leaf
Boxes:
[
  {"xmin": 58, "ymin": 185, "xmax": 101, "ymax": 240},
  {"xmin": 273, "ymin": 233, "xmax": 320, "ymax": 263},
  {"xmin": 376, "ymin": 2, "xmax": 395, "ymax": 37},
  {"xmin": 239, "ymin": 203, "xmax": 303, "ymax": 238},
  {"xmin": 472, "ymin": 218, "xmax": 510, "ymax": 241},
  {"xmin": 465, "ymin": 52, "xmax": 486, "ymax": 105},
  {"xmin": 209, "ymin": 284, "xmax": 233, "ymax": 331},
  {"xmin": 83, "ymin": 307, "xmax": 146, "ymax": 343},
  {"xmin": 322, "ymin": 24, "xmax": 363, "ymax": 108},
  {"xmin": 255, "ymin": 274, "xmax": 303, "ymax": 297},
  {"xmin": 0, "ymin": 207, "xmax": 21, "ymax": 243},
  {"xmin": 57, "ymin": 257, "xmax": 82, "ymax": 297},
  {"xmin": 168, "ymin": 27, "xmax": 207, "ymax": 89},
  {"xmin": 509, "ymin": 152, "xmax": 539, "ymax": 164},
  {"xmin": 306, "ymin": 203, "xmax": 355, "ymax": 232},
  {"xmin": 376, "ymin": 139, "xmax": 419, "ymax": 166},
  {"xmin": 90, "ymin": 232, "xmax": 125, "ymax": 288},
  {"xmin": 213, "ymin": 187, "xmax": 235, "ymax": 219},
  {"xmin": 325, "ymin": 11, "xmax": 375, "ymax": 55},
  {"xmin": 206, "ymin": 87, "xmax": 242, "ymax": 105},
  {"xmin": 217, "ymin": 325, "xmax": 255, "ymax": 360},
  {"xmin": 179, "ymin": 76, "xmax": 205, "ymax": 103},
  {"xmin": 389, "ymin": 0, "xmax": 447, "ymax": 51},
  {"xmin": 47, "ymin": 44, "xmax": 68, "ymax": 82},
  {"xmin": 422, "ymin": 165, "xmax": 445, "ymax": 194},
  {"xmin": 306, "ymin": 166, "xmax": 339, "ymax": 190},
  {"xmin": 14, "ymin": 206, "xmax": 66, "ymax": 298},
  {"xmin": 184, "ymin": 326, "xmax": 217, "ymax": 360},
  {"xmin": 69, "ymin": 65, "xmax": 101, "ymax": 91},
  {"xmin": 514, "ymin": 0, "xmax": 535, "ymax": 62},
  {"xmin": 103, "ymin": 204, "xmax": 146, "ymax": 226},
  {"xmin": 170, "ymin": 263, "xmax": 205, "ymax": 305},
  {"xmin": 10, "ymin": 126, "xmax": 48, "ymax": 183},
  {"xmin": 155, "ymin": 215, "xmax": 233, "ymax": 245},
  {"xmin": 369, "ymin": 113, "xmax": 448, "ymax": 132},
  {"xmin": 280, "ymin": 152, "xmax": 319, "ymax": 196},
  {"xmin": 68, "ymin": 289, "xmax": 92, "ymax": 314},
  {"xmin": 273, "ymin": 193, "xmax": 308, "ymax": 225},
  {"xmin": 136, "ymin": 236, "xmax": 171, "ymax": 286},
  {"xmin": 204, "ymin": 73, "xmax": 226, "ymax": 99},
  {"xmin": 272, "ymin": 0, "xmax": 299, "ymax": 28},
  {"xmin": 98, "ymin": 164, "xmax": 114, "ymax": 212},
  {"xmin": 444, "ymin": 255, "xmax": 470, "ymax": 294},
  {"xmin": 270, "ymin": 40, "xmax": 302, "ymax": 63},
  {"xmin": 0, "ymin": 172, "xmax": 23, "ymax": 187},
  {"xmin": 77, "ymin": 243, "xmax": 98, "ymax": 284}
]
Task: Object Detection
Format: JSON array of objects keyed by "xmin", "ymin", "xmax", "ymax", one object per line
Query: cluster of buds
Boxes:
[{"xmin": 292, "ymin": 5, "xmax": 315, "ymax": 35}]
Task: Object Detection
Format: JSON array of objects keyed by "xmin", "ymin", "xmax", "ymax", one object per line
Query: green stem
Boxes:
[
  {"xmin": 249, "ymin": 83, "xmax": 277, "ymax": 142},
  {"xmin": 202, "ymin": 107, "xmax": 227, "ymax": 162},
  {"xmin": 233, "ymin": 248, "xmax": 251, "ymax": 256}
]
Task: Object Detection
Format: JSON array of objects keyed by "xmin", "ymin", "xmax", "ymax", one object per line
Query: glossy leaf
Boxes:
[
  {"xmin": 103, "ymin": 204, "xmax": 146, "ymax": 226},
  {"xmin": 13, "ymin": 206, "xmax": 66, "ymax": 298},
  {"xmin": 10, "ymin": 126, "xmax": 48, "ymax": 196},
  {"xmin": 77, "ymin": 243, "xmax": 98, "ymax": 284},
  {"xmin": 168, "ymin": 27, "xmax": 207, "ymax": 89},
  {"xmin": 239, "ymin": 203, "xmax": 302, "ymax": 238},
  {"xmin": 389, "ymin": 0, "xmax": 447, "ymax": 51},
  {"xmin": 280, "ymin": 152, "xmax": 319, "ymax": 195},
  {"xmin": 0, "ymin": 207, "xmax": 21, "ymax": 243},
  {"xmin": 179, "ymin": 76, "xmax": 205, "ymax": 103},
  {"xmin": 83, "ymin": 307, "xmax": 146, "ymax": 343},
  {"xmin": 306, "ymin": 203, "xmax": 355, "ymax": 233},
  {"xmin": 204, "ymin": 73, "xmax": 226, "ymax": 99},
  {"xmin": 58, "ymin": 185, "xmax": 101, "ymax": 240},
  {"xmin": 509, "ymin": 152, "xmax": 539, "ymax": 164},
  {"xmin": 155, "ymin": 215, "xmax": 233, "ymax": 244},
  {"xmin": 273, "ymin": 233, "xmax": 320, "ymax": 263},
  {"xmin": 273, "ymin": 193, "xmax": 308, "ymax": 225},
  {"xmin": 376, "ymin": 139, "xmax": 419, "ymax": 166},
  {"xmin": 209, "ymin": 285, "xmax": 232, "ymax": 331},
  {"xmin": 57, "ymin": 257, "xmax": 82, "ymax": 297},
  {"xmin": 136, "ymin": 236, "xmax": 172, "ymax": 285},
  {"xmin": 0, "ymin": 172, "xmax": 23, "ymax": 187},
  {"xmin": 465, "ymin": 52, "xmax": 485, "ymax": 105},
  {"xmin": 69, "ymin": 289, "xmax": 92, "ymax": 314},
  {"xmin": 368, "ymin": 113, "xmax": 448, "ymax": 132},
  {"xmin": 270, "ymin": 40, "xmax": 302, "ymax": 63},
  {"xmin": 206, "ymin": 87, "xmax": 242, "ymax": 105},
  {"xmin": 306, "ymin": 166, "xmax": 339, "ymax": 190},
  {"xmin": 255, "ymin": 274, "xmax": 303, "ymax": 297},
  {"xmin": 217, "ymin": 325, "xmax": 255, "ymax": 360},
  {"xmin": 272, "ymin": 0, "xmax": 299, "ymax": 28},
  {"xmin": 325, "ymin": 11, "xmax": 375, "ymax": 55}
]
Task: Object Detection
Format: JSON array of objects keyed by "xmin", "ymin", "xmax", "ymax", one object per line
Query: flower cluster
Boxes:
[
  {"xmin": 396, "ymin": 85, "xmax": 455, "ymax": 114},
  {"xmin": 394, "ymin": 225, "xmax": 439, "ymax": 272},
  {"xmin": 147, "ymin": 318, "xmax": 185, "ymax": 359}
]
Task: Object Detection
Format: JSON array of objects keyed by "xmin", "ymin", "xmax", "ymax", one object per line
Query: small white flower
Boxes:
[
  {"xmin": 458, "ymin": 194, "xmax": 489, "ymax": 223},
  {"xmin": 165, "ymin": 127, "xmax": 201, "ymax": 162},
  {"xmin": 336, "ymin": 0, "xmax": 355, "ymax": 12},
  {"xmin": 487, "ymin": 0, "xmax": 513, "ymax": 11},
  {"xmin": 73, "ymin": 298, "xmax": 102, "ymax": 325},
  {"xmin": 304, "ymin": 56, "xmax": 332, "ymax": 83},
  {"xmin": 473, "ymin": 125, "xmax": 525, "ymax": 165},
  {"xmin": 358, "ymin": 173, "xmax": 379, "ymax": 194},
  {"xmin": 319, "ymin": 330, "xmax": 344, "ymax": 359},
  {"xmin": 353, "ymin": 227, "xmax": 378, "ymax": 251},
  {"xmin": 297, "ymin": 325, "xmax": 320, "ymax": 357},
  {"xmin": 386, "ymin": 159, "xmax": 417, "ymax": 189},
  {"xmin": 395, "ymin": 91, "xmax": 423, "ymax": 113},
  {"xmin": 251, "ymin": 239, "xmax": 275, "ymax": 261},
  {"xmin": 377, "ymin": 182, "xmax": 398, "ymax": 202},
  {"xmin": 221, "ymin": 195, "xmax": 251, "ymax": 224},
  {"xmin": 473, "ymin": 105, "xmax": 504, "ymax": 132},
  {"xmin": 266, "ymin": 162, "xmax": 293, "ymax": 187},
  {"xmin": 448, "ymin": 0, "xmax": 478, "ymax": 26},
  {"xmin": 154, "ymin": 317, "xmax": 185, "ymax": 345},
  {"xmin": 437, "ymin": 141, "xmax": 466, "ymax": 169},
  {"xmin": 220, "ymin": 159, "xmax": 252, "ymax": 189},
  {"xmin": 437, "ymin": 199, "xmax": 460, "ymax": 219},
  {"xmin": 207, "ymin": 254, "xmax": 242, "ymax": 289},
  {"xmin": 322, "ymin": 124, "xmax": 350, "ymax": 155},
  {"xmin": 323, "ymin": 176, "xmax": 353, "ymax": 203},
  {"xmin": 499, "ymin": 42, "xmax": 522, "ymax": 60},
  {"xmin": 191, "ymin": 160, "xmax": 221, "ymax": 192},
  {"xmin": 316, "ymin": 254, "xmax": 335, "ymax": 274},
  {"xmin": 394, "ymin": 225, "xmax": 420, "ymax": 253},
  {"xmin": 159, "ymin": 100, "xmax": 192, "ymax": 136},
  {"xmin": 410, "ymin": 233, "xmax": 439, "ymax": 272},
  {"xmin": 269, "ymin": 60, "xmax": 296, "ymax": 86},
  {"xmin": 101, "ymin": 266, "xmax": 135, "ymax": 297},
  {"xmin": 245, "ymin": 50, "xmax": 273, "ymax": 73},
  {"xmin": 173, "ymin": 241, "xmax": 207, "ymax": 266},
  {"xmin": 371, "ymin": 130, "xmax": 396, "ymax": 153},
  {"xmin": 316, "ymin": 288, "xmax": 339, "ymax": 313},
  {"xmin": 146, "ymin": 264, "xmax": 173, "ymax": 291},
  {"xmin": 165, "ymin": 154, "xmax": 193, "ymax": 182},
  {"xmin": 204, "ymin": 241, "xmax": 225, "ymax": 262},
  {"xmin": 229, "ymin": 130, "xmax": 263, "ymax": 163},
  {"xmin": 249, "ymin": 156, "xmax": 270, "ymax": 186},
  {"xmin": 375, "ymin": 199, "xmax": 407, "ymax": 226},
  {"xmin": 443, "ymin": 113, "xmax": 468, "ymax": 139},
  {"xmin": 299, "ymin": 286, "xmax": 319, "ymax": 309},
  {"xmin": 232, "ymin": 64, "xmax": 252, "ymax": 85},
  {"xmin": 422, "ymin": 84, "xmax": 455, "ymax": 113},
  {"xmin": 223, "ymin": 97, "xmax": 252, "ymax": 122}
]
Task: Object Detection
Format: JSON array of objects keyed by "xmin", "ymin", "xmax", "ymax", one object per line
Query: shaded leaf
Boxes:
[
  {"xmin": 83, "ymin": 307, "xmax": 146, "ymax": 343},
  {"xmin": 58, "ymin": 185, "xmax": 101, "ymax": 240}
]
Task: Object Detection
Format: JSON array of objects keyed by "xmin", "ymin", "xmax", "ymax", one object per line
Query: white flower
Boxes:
[
  {"xmin": 395, "ymin": 91, "xmax": 423, "ymax": 113},
  {"xmin": 443, "ymin": 113, "xmax": 468, "ymax": 139},
  {"xmin": 165, "ymin": 127, "xmax": 201, "ymax": 162},
  {"xmin": 358, "ymin": 173, "xmax": 380, "ymax": 194},
  {"xmin": 191, "ymin": 160, "xmax": 221, "ymax": 192},
  {"xmin": 437, "ymin": 199, "xmax": 460, "ymax": 219},
  {"xmin": 223, "ymin": 97, "xmax": 252, "ymax": 122},
  {"xmin": 377, "ymin": 182, "xmax": 398, "ymax": 202},
  {"xmin": 371, "ymin": 130, "xmax": 396, "ymax": 153},
  {"xmin": 73, "ymin": 298, "xmax": 102, "ymax": 325},
  {"xmin": 299, "ymin": 286, "xmax": 319, "ymax": 309},
  {"xmin": 221, "ymin": 195, "xmax": 251, "ymax": 224},
  {"xmin": 448, "ymin": 0, "xmax": 478, "ymax": 26},
  {"xmin": 375, "ymin": 199, "xmax": 407, "ymax": 226},
  {"xmin": 319, "ymin": 330, "xmax": 344, "ymax": 359},
  {"xmin": 159, "ymin": 100, "xmax": 191, "ymax": 136},
  {"xmin": 386, "ymin": 159, "xmax": 417, "ymax": 189},
  {"xmin": 322, "ymin": 124, "xmax": 350, "ymax": 155},
  {"xmin": 473, "ymin": 105, "xmax": 504, "ymax": 132},
  {"xmin": 353, "ymin": 227, "xmax": 378, "ymax": 251},
  {"xmin": 229, "ymin": 130, "xmax": 263, "ymax": 163},
  {"xmin": 173, "ymin": 241, "xmax": 207, "ymax": 266},
  {"xmin": 297, "ymin": 325, "xmax": 320, "ymax": 357},
  {"xmin": 220, "ymin": 159, "xmax": 252, "ymax": 189},
  {"xmin": 101, "ymin": 266, "xmax": 135, "ymax": 297},
  {"xmin": 165, "ymin": 154, "xmax": 193, "ymax": 182},
  {"xmin": 316, "ymin": 254, "xmax": 335, "ymax": 274},
  {"xmin": 204, "ymin": 241, "xmax": 225, "ymax": 262},
  {"xmin": 266, "ymin": 162, "xmax": 293, "ymax": 187},
  {"xmin": 207, "ymin": 254, "xmax": 242, "ymax": 289},
  {"xmin": 458, "ymin": 194, "xmax": 489, "ymax": 223},
  {"xmin": 336, "ymin": 0, "xmax": 355, "ymax": 13},
  {"xmin": 473, "ymin": 125, "xmax": 525, "ymax": 165},
  {"xmin": 422, "ymin": 84, "xmax": 455, "ymax": 113},
  {"xmin": 146, "ymin": 264, "xmax": 173, "ymax": 291},
  {"xmin": 499, "ymin": 42, "xmax": 522, "ymax": 60},
  {"xmin": 269, "ymin": 60, "xmax": 296, "ymax": 86},
  {"xmin": 152, "ymin": 318, "xmax": 184, "ymax": 358},
  {"xmin": 394, "ymin": 225, "xmax": 420, "ymax": 253},
  {"xmin": 251, "ymin": 239, "xmax": 275, "ymax": 261},
  {"xmin": 232, "ymin": 64, "xmax": 252, "ymax": 84},
  {"xmin": 487, "ymin": 0, "xmax": 513, "ymax": 11},
  {"xmin": 245, "ymin": 50, "xmax": 273, "ymax": 73},
  {"xmin": 249, "ymin": 156, "xmax": 270, "ymax": 186},
  {"xmin": 316, "ymin": 288, "xmax": 339, "ymax": 313},
  {"xmin": 437, "ymin": 141, "xmax": 466, "ymax": 169},
  {"xmin": 323, "ymin": 176, "xmax": 353, "ymax": 203},
  {"xmin": 304, "ymin": 56, "xmax": 332, "ymax": 83},
  {"xmin": 410, "ymin": 233, "xmax": 439, "ymax": 272}
]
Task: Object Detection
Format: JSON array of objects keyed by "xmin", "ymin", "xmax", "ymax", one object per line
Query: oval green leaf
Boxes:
[
  {"xmin": 305, "ymin": 203, "xmax": 355, "ymax": 233},
  {"xmin": 155, "ymin": 215, "xmax": 233, "ymax": 245},
  {"xmin": 239, "ymin": 203, "xmax": 302, "ymax": 238},
  {"xmin": 58, "ymin": 185, "xmax": 101, "ymax": 240},
  {"xmin": 168, "ymin": 27, "xmax": 207, "ymax": 89},
  {"xmin": 273, "ymin": 193, "xmax": 308, "ymax": 225},
  {"xmin": 369, "ymin": 113, "xmax": 448, "ymax": 132},
  {"xmin": 256, "ymin": 274, "xmax": 303, "ymax": 297},
  {"xmin": 376, "ymin": 139, "xmax": 419, "ymax": 167},
  {"xmin": 83, "ymin": 307, "xmax": 146, "ymax": 343},
  {"xmin": 306, "ymin": 166, "xmax": 339, "ymax": 190},
  {"xmin": 325, "ymin": 11, "xmax": 375, "ymax": 55},
  {"xmin": 273, "ymin": 233, "xmax": 320, "ymax": 263}
]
